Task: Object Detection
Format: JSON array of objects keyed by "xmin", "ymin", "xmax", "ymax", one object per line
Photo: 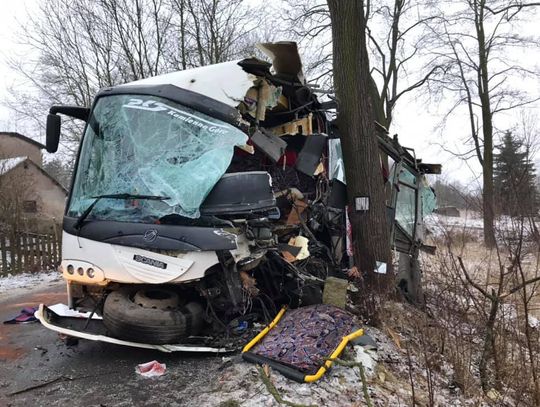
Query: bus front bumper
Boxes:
[{"xmin": 35, "ymin": 304, "xmax": 231, "ymax": 353}]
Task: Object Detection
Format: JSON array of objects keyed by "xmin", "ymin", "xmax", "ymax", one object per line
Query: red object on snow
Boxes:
[{"xmin": 135, "ymin": 360, "xmax": 167, "ymax": 377}]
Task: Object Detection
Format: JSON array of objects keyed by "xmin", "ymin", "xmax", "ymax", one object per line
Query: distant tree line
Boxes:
[{"xmin": 431, "ymin": 180, "xmax": 479, "ymax": 211}]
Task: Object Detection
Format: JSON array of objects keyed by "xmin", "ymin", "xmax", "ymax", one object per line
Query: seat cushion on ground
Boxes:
[{"xmin": 251, "ymin": 304, "xmax": 356, "ymax": 374}]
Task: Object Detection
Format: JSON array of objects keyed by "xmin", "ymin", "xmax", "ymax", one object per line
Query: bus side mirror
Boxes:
[{"xmin": 46, "ymin": 114, "xmax": 61, "ymax": 153}]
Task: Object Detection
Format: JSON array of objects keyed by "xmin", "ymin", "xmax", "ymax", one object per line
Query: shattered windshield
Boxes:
[{"xmin": 67, "ymin": 94, "xmax": 248, "ymax": 222}]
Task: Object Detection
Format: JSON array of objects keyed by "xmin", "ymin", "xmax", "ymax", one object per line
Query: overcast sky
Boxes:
[{"xmin": 0, "ymin": 1, "xmax": 538, "ymax": 188}]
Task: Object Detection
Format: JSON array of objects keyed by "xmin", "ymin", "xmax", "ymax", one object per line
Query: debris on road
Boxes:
[
  {"xmin": 135, "ymin": 360, "xmax": 167, "ymax": 378},
  {"xmin": 3, "ymin": 306, "xmax": 38, "ymax": 324},
  {"xmin": 48, "ymin": 303, "xmax": 102, "ymax": 320},
  {"xmin": 6, "ymin": 371, "xmax": 121, "ymax": 397}
]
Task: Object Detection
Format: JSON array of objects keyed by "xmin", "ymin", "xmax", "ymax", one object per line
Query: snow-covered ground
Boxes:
[
  {"xmin": 424, "ymin": 212, "xmax": 484, "ymax": 238},
  {"xmin": 0, "ymin": 270, "xmax": 62, "ymax": 297},
  {"xmin": 197, "ymin": 342, "xmax": 381, "ymax": 407},
  {"xmin": 425, "ymin": 211, "xmax": 540, "ymax": 239},
  {"xmin": 194, "ymin": 322, "xmax": 476, "ymax": 407}
]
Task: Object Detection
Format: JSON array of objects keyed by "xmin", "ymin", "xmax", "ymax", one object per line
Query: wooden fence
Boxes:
[{"xmin": 0, "ymin": 230, "xmax": 61, "ymax": 275}]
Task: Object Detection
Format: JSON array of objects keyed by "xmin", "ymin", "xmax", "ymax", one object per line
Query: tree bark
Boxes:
[{"xmin": 327, "ymin": 1, "xmax": 393, "ymax": 297}]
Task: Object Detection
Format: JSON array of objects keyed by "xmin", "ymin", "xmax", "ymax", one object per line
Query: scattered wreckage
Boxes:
[{"xmin": 37, "ymin": 42, "xmax": 439, "ymax": 352}]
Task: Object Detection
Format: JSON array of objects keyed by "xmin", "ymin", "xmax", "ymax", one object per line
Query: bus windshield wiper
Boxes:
[{"xmin": 74, "ymin": 193, "xmax": 170, "ymax": 229}]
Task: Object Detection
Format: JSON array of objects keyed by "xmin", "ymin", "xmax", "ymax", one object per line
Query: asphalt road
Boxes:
[{"xmin": 0, "ymin": 282, "xmax": 227, "ymax": 407}]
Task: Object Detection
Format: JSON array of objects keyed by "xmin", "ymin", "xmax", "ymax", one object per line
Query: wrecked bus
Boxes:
[{"xmin": 36, "ymin": 42, "xmax": 439, "ymax": 352}]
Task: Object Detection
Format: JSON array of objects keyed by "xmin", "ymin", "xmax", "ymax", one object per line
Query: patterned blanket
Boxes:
[{"xmin": 251, "ymin": 304, "xmax": 356, "ymax": 374}]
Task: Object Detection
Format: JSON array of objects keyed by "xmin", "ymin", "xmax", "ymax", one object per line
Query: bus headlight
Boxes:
[{"xmin": 61, "ymin": 261, "xmax": 105, "ymax": 283}]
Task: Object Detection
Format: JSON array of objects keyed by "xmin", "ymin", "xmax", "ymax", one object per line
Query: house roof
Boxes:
[
  {"xmin": 0, "ymin": 132, "xmax": 46, "ymax": 150},
  {"xmin": 0, "ymin": 156, "xmax": 67, "ymax": 193},
  {"xmin": 0, "ymin": 156, "xmax": 27, "ymax": 175}
]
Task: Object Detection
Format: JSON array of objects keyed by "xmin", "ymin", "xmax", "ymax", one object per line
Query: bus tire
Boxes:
[{"xmin": 103, "ymin": 287, "xmax": 204, "ymax": 345}]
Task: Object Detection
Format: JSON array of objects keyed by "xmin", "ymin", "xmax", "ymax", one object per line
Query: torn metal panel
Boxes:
[
  {"xmin": 327, "ymin": 180, "xmax": 347, "ymax": 210},
  {"xmin": 237, "ymin": 57, "xmax": 272, "ymax": 77},
  {"xmin": 257, "ymin": 41, "xmax": 305, "ymax": 84},
  {"xmin": 250, "ymin": 129, "xmax": 287, "ymax": 162},
  {"xmin": 328, "ymin": 138, "xmax": 346, "ymax": 184},
  {"xmin": 295, "ymin": 134, "xmax": 327, "ymax": 176}
]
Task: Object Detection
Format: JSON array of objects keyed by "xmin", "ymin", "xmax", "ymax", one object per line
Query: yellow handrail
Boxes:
[
  {"xmin": 242, "ymin": 306, "xmax": 287, "ymax": 353},
  {"xmin": 304, "ymin": 328, "xmax": 364, "ymax": 383}
]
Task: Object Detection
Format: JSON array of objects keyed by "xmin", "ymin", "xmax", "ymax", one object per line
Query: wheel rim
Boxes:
[{"xmin": 133, "ymin": 288, "xmax": 180, "ymax": 310}]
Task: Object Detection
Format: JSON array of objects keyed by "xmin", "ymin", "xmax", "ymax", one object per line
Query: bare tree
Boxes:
[
  {"xmin": 0, "ymin": 157, "xmax": 36, "ymax": 273},
  {"xmin": 425, "ymin": 0, "xmax": 540, "ymax": 247},
  {"xmin": 457, "ymin": 218, "xmax": 540, "ymax": 398},
  {"xmin": 366, "ymin": 0, "xmax": 442, "ymax": 128},
  {"xmin": 6, "ymin": 0, "xmax": 265, "ymax": 156},
  {"xmin": 42, "ymin": 157, "xmax": 72, "ymax": 189},
  {"xmin": 7, "ymin": 0, "xmax": 176, "ymax": 155},
  {"xmin": 173, "ymin": 0, "xmax": 261, "ymax": 67},
  {"xmin": 421, "ymin": 214, "xmax": 540, "ymax": 402},
  {"xmin": 280, "ymin": 1, "xmax": 333, "ymax": 88},
  {"xmin": 283, "ymin": 0, "xmax": 439, "ymax": 129}
]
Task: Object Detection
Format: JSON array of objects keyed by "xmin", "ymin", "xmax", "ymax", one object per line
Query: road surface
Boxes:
[{"xmin": 0, "ymin": 281, "xmax": 227, "ymax": 407}]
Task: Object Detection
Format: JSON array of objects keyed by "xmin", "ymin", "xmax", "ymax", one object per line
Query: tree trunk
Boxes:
[
  {"xmin": 327, "ymin": 1, "xmax": 393, "ymax": 301},
  {"xmin": 476, "ymin": 2, "xmax": 496, "ymax": 247},
  {"xmin": 483, "ymin": 156, "xmax": 496, "ymax": 247},
  {"xmin": 481, "ymin": 60, "xmax": 495, "ymax": 249}
]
